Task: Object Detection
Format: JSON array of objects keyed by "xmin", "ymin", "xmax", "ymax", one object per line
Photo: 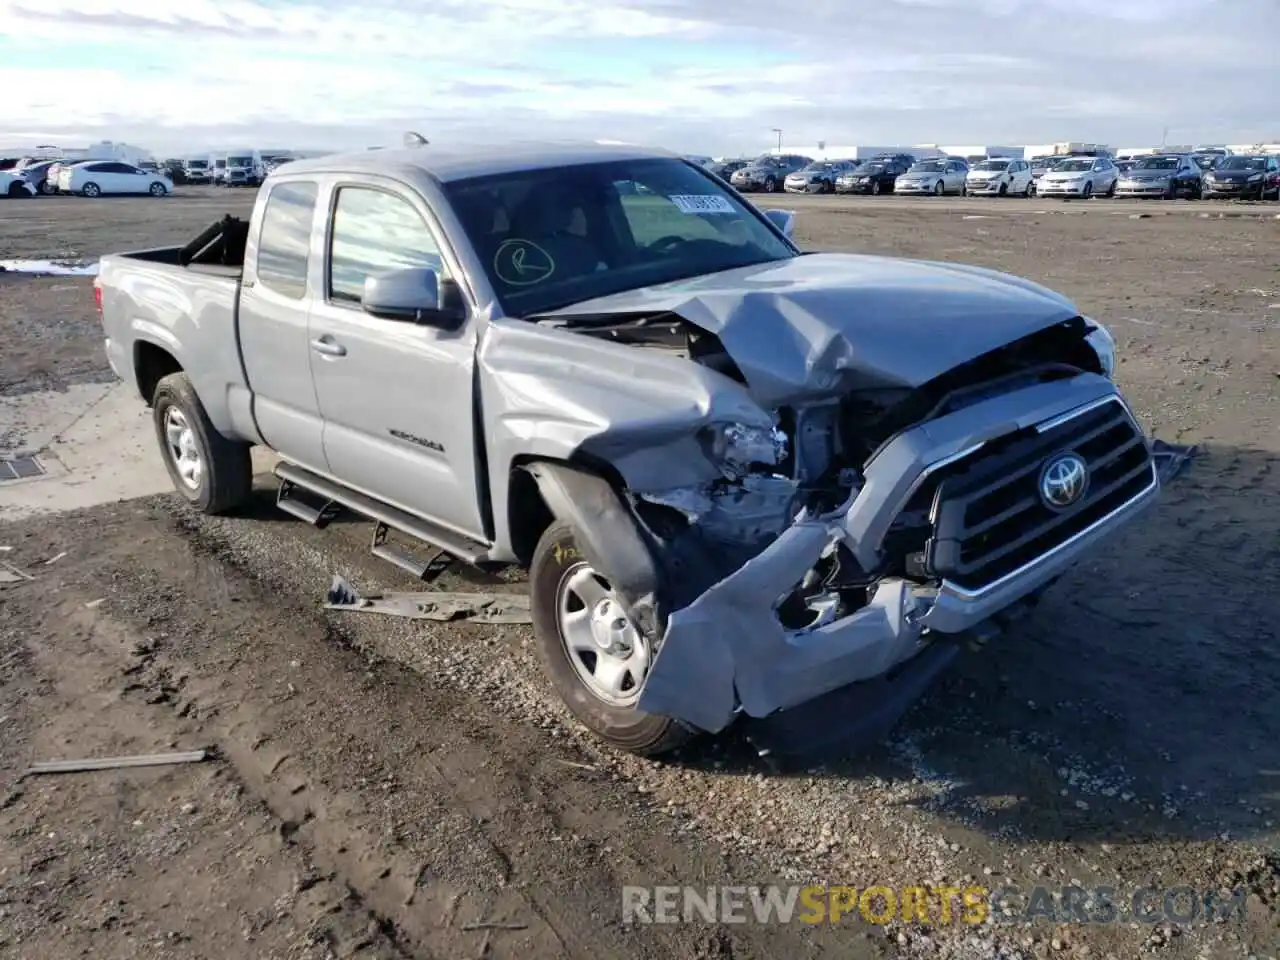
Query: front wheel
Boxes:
[
  {"xmin": 1082, "ymin": 181, "xmax": 1093, "ymax": 199},
  {"xmin": 152, "ymin": 372, "xmax": 252, "ymax": 514},
  {"xmin": 764, "ymin": 176, "xmax": 777, "ymax": 193},
  {"xmin": 1027, "ymin": 180, "xmax": 1037, "ymax": 197},
  {"xmin": 149, "ymin": 182, "xmax": 167, "ymax": 197},
  {"xmin": 6, "ymin": 181, "xmax": 28, "ymax": 198},
  {"xmin": 81, "ymin": 182, "xmax": 101, "ymax": 198},
  {"xmin": 870, "ymin": 179, "xmax": 881, "ymax": 195},
  {"xmin": 933, "ymin": 181, "xmax": 944, "ymax": 196},
  {"xmin": 530, "ymin": 522, "xmax": 691, "ymax": 756}
]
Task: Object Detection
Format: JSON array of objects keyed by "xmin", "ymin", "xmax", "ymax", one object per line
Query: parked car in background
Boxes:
[
  {"xmin": 784, "ymin": 159, "xmax": 857, "ymax": 194},
  {"xmin": 1035, "ymin": 156, "xmax": 1119, "ymax": 199},
  {"xmin": 729, "ymin": 154, "xmax": 813, "ymax": 193},
  {"xmin": 895, "ymin": 157, "xmax": 969, "ymax": 195},
  {"xmin": 211, "ymin": 155, "xmax": 228, "ymax": 185},
  {"xmin": 707, "ymin": 159, "xmax": 748, "ymax": 182},
  {"xmin": 1200, "ymin": 154, "xmax": 1280, "ymax": 200},
  {"xmin": 1115, "ymin": 160, "xmax": 1137, "ymax": 176},
  {"xmin": 1028, "ymin": 155, "xmax": 1065, "ymax": 184},
  {"xmin": 1114, "ymin": 154, "xmax": 1203, "ymax": 199},
  {"xmin": 57, "ymin": 160, "xmax": 174, "ymax": 197},
  {"xmin": 966, "ymin": 157, "xmax": 1033, "ymax": 197},
  {"xmin": 0, "ymin": 170, "xmax": 37, "ymax": 198},
  {"xmin": 835, "ymin": 155, "xmax": 914, "ymax": 195},
  {"xmin": 13, "ymin": 158, "xmax": 64, "ymax": 195}
]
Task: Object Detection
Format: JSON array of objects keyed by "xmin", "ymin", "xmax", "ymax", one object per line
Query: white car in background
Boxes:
[
  {"xmin": 894, "ymin": 157, "xmax": 970, "ymax": 195},
  {"xmin": 57, "ymin": 160, "xmax": 174, "ymax": 198},
  {"xmin": 1, "ymin": 170, "xmax": 37, "ymax": 198},
  {"xmin": 1035, "ymin": 156, "xmax": 1119, "ymax": 199},
  {"xmin": 965, "ymin": 157, "xmax": 1033, "ymax": 196}
]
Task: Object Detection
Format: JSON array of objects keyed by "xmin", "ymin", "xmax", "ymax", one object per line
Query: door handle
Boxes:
[{"xmin": 310, "ymin": 336, "xmax": 347, "ymax": 357}]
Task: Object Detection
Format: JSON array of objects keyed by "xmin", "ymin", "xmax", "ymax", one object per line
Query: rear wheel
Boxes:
[
  {"xmin": 1105, "ymin": 178, "xmax": 1117, "ymax": 198},
  {"xmin": 40, "ymin": 180, "xmax": 57, "ymax": 195},
  {"xmin": 152, "ymin": 372, "xmax": 252, "ymax": 514},
  {"xmin": 530, "ymin": 522, "xmax": 691, "ymax": 756},
  {"xmin": 1027, "ymin": 180, "xmax": 1037, "ymax": 197}
]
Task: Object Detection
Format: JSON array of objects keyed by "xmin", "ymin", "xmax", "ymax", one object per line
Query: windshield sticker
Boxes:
[
  {"xmin": 493, "ymin": 239, "xmax": 556, "ymax": 286},
  {"xmin": 669, "ymin": 194, "xmax": 736, "ymax": 215}
]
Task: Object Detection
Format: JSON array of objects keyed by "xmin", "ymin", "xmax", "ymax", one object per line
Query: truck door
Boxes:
[
  {"xmin": 306, "ymin": 179, "xmax": 488, "ymax": 541},
  {"xmin": 239, "ymin": 178, "xmax": 329, "ymax": 471}
]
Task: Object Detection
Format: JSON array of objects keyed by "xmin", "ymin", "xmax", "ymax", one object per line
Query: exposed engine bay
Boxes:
[{"xmin": 540, "ymin": 310, "xmax": 1109, "ymax": 631}]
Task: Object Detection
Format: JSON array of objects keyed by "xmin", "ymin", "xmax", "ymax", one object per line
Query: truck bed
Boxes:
[{"xmin": 116, "ymin": 214, "xmax": 250, "ymax": 279}]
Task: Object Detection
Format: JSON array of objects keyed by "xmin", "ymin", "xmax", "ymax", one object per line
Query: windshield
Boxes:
[
  {"xmin": 444, "ymin": 158, "xmax": 796, "ymax": 318},
  {"xmin": 855, "ymin": 162, "xmax": 886, "ymax": 173},
  {"xmin": 973, "ymin": 160, "xmax": 1010, "ymax": 171},
  {"xmin": 1134, "ymin": 157, "xmax": 1179, "ymax": 170},
  {"xmin": 229, "ymin": 156, "xmax": 253, "ymax": 166},
  {"xmin": 908, "ymin": 160, "xmax": 946, "ymax": 173},
  {"xmin": 800, "ymin": 162, "xmax": 831, "ymax": 173},
  {"xmin": 187, "ymin": 160, "xmax": 208, "ymax": 168},
  {"xmin": 1053, "ymin": 159, "xmax": 1093, "ymax": 172},
  {"xmin": 1217, "ymin": 156, "xmax": 1266, "ymax": 171}
]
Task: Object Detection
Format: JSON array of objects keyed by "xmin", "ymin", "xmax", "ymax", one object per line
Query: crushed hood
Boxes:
[{"xmin": 542, "ymin": 253, "xmax": 1080, "ymax": 407}]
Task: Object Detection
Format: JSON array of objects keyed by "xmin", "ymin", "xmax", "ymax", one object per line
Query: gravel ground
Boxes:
[{"xmin": 0, "ymin": 189, "xmax": 1277, "ymax": 960}]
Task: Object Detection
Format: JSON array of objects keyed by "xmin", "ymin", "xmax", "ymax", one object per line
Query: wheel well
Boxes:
[
  {"xmin": 507, "ymin": 456, "xmax": 627, "ymax": 568},
  {"xmin": 134, "ymin": 342, "xmax": 182, "ymax": 406}
]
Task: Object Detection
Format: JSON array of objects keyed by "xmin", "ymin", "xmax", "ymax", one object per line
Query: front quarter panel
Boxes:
[{"xmin": 477, "ymin": 318, "xmax": 770, "ymax": 556}]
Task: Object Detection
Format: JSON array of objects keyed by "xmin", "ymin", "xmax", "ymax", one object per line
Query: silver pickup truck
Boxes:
[{"xmin": 96, "ymin": 142, "xmax": 1160, "ymax": 759}]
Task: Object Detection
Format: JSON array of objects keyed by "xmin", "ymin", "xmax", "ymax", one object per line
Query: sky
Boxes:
[{"xmin": 0, "ymin": 0, "xmax": 1277, "ymax": 156}]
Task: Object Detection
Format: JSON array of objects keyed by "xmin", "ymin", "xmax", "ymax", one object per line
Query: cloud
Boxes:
[{"xmin": 0, "ymin": 0, "xmax": 1276, "ymax": 156}]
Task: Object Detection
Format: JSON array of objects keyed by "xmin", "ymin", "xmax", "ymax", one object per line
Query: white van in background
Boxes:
[
  {"xmin": 222, "ymin": 149, "xmax": 262, "ymax": 187},
  {"xmin": 211, "ymin": 154, "xmax": 228, "ymax": 185},
  {"xmin": 183, "ymin": 155, "xmax": 213, "ymax": 184}
]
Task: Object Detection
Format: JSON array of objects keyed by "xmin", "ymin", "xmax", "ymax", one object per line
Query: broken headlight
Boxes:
[
  {"xmin": 1083, "ymin": 317, "xmax": 1116, "ymax": 379},
  {"xmin": 700, "ymin": 420, "xmax": 788, "ymax": 479}
]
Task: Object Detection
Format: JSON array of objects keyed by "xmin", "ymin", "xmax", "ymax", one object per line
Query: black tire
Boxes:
[
  {"xmin": 1105, "ymin": 178, "xmax": 1117, "ymax": 198},
  {"xmin": 764, "ymin": 176, "xmax": 777, "ymax": 193},
  {"xmin": 870, "ymin": 179, "xmax": 881, "ymax": 195},
  {"xmin": 1082, "ymin": 181, "xmax": 1093, "ymax": 199},
  {"xmin": 7, "ymin": 181, "xmax": 28, "ymax": 198},
  {"xmin": 529, "ymin": 521, "xmax": 692, "ymax": 757},
  {"xmin": 149, "ymin": 181, "xmax": 167, "ymax": 197},
  {"xmin": 933, "ymin": 180, "xmax": 944, "ymax": 196},
  {"xmin": 40, "ymin": 180, "xmax": 57, "ymax": 195},
  {"xmin": 151, "ymin": 372, "xmax": 252, "ymax": 514},
  {"xmin": 81, "ymin": 182, "xmax": 100, "ymax": 198},
  {"xmin": 1027, "ymin": 180, "xmax": 1037, "ymax": 197},
  {"xmin": 998, "ymin": 182, "xmax": 1007, "ymax": 196}
]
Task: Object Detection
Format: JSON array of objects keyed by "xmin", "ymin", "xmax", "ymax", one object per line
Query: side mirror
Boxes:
[
  {"xmin": 361, "ymin": 267, "xmax": 465, "ymax": 330},
  {"xmin": 764, "ymin": 208, "xmax": 796, "ymax": 240}
]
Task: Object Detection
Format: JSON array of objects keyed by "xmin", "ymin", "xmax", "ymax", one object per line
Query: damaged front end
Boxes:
[{"xmin": 621, "ymin": 370, "xmax": 1160, "ymax": 757}]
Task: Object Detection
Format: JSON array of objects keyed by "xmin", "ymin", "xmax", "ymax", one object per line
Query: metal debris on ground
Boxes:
[
  {"xmin": 324, "ymin": 574, "xmax": 532, "ymax": 624},
  {"xmin": 1150, "ymin": 439, "xmax": 1198, "ymax": 484},
  {"xmin": 0, "ymin": 560, "xmax": 33, "ymax": 584},
  {"xmin": 22, "ymin": 749, "xmax": 212, "ymax": 778}
]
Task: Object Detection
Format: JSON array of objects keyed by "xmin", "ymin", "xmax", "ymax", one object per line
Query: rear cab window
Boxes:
[{"xmin": 256, "ymin": 180, "xmax": 319, "ymax": 299}]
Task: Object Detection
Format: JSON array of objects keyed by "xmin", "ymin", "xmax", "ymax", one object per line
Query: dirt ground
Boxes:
[{"xmin": 0, "ymin": 189, "xmax": 1277, "ymax": 960}]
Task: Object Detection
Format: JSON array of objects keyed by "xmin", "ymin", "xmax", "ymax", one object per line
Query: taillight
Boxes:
[{"xmin": 93, "ymin": 279, "xmax": 103, "ymax": 317}]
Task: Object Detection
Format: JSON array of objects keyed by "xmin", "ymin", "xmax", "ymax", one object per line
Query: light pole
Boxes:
[{"xmin": 771, "ymin": 128, "xmax": 783, "ymax": 153}]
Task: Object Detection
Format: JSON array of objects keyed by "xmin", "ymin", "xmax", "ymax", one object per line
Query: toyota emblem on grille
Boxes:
[{"xmin": 1039, "ymin": 453, "xmax": 1089, "ymax": 509}]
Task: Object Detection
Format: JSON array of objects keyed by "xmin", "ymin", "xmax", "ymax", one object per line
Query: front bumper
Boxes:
[
  {"xmin": 1037, "ymin": 180, "xmax": 1090, "ymax": 197},
  {"xmin": 895, "ymin": 181, "xmax": 936, "ymax": 194},
  {"xmin": 637, "ymin": 375, "xmax": 1160, "ymax": 739},
  {"xmin": 784, "ymin": 181, "xmax": 825, "ymax": 194},
  {"xmin": 966, "ymin": 179, "xmax": 1004, "ymax": 194},
  {"xmin": 1202, "ymin": 181, "xmax": 1261, "ymax": 197},
  {"xmin": 836, "ymin": 181, "xmax": 881, "ymax": 194},
  {"xmin": 1115, "ymin": 181, "xmax": 1169, "ymax": 197}
]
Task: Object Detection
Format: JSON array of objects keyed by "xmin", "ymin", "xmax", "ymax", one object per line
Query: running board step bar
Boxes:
[
  {"xmin": 371, "ymin": 522, "xmax": 454, "ymax": 581},
  {"xmin": 276, "ymin": 478, "xmax": 343, "ymax": 529},
  {"xmin": 272, "ymin": 462, "xmax": 490, "ymax": 568}
]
